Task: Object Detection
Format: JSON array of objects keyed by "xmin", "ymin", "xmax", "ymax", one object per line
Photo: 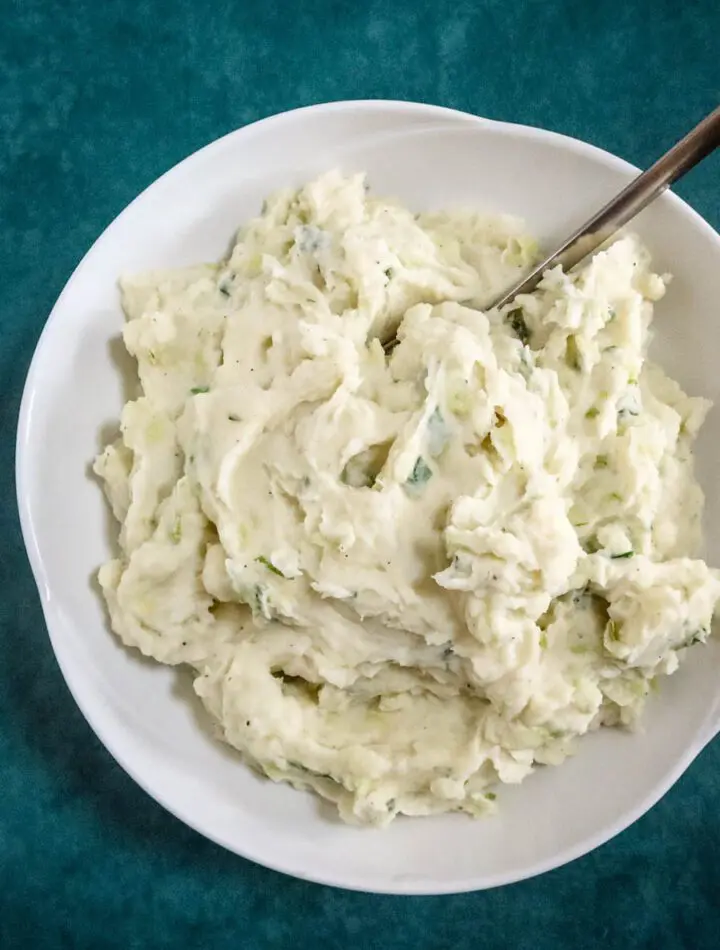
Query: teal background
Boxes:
[{"xmin": 2, "ymin": 0, "xmax": 720, "ymax": 946}]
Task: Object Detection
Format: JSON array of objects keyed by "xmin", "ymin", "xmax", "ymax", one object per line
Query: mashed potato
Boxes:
[{"xmin": 95, "ymin": 171, "xmax": 720, "ymax": 825}]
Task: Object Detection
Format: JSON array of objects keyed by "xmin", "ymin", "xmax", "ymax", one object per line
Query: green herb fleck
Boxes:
[
  {"xmin": 585, "ymin": 407, "xmax": 600, "ymax": 419},
  {"xmin": 539, "ymin": 633, "xmax": 548, "ymax": 649},
  {"xmin": 405, "ymin": 456, "xmax": 433, "ymax": 490},
  {"xmin": 427, "ymin": 407, "xmax": 450, "ymax": 458},
  {"xmin": 565, "ymin": 335, "xmax": 582, "ymax": 371},
  {"xmin": 607, "ymin": 620, "xmax": 620, "ymax": 641},
  {"xmin": 256, "ymin": 556, "xmax": 286, "ymax": 578},
  {"xmin": 240, "ymin": 583, "xmax": 267, "ymax": 615},
  {"xmin": 506, "ymin": 308, "xmax": 531, "ymax": 346},
  {"xmin": 611, "ymin": 550, "xmax": 634, "ymax": 560},
  {"xmin": 249, "ymin": 584, "xmax": 274, "ymax": 620},
  {"xmin": 595, "ymin": 454, "xmax": 609, "ymax": 469},
  {"xmin": 190, "ymin": 386, "xmax": 210, "ymax": 395},
  {"xmin": 485, "ymin": 792, "xmax": 497, "ymax": 801},
  {"xmin": 518, "ymin": 346, "xmax": 534, "ymax": 380}
]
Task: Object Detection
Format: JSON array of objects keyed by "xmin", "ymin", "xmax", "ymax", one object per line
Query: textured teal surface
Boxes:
[{"xmin": 2, "ymin": 0, "xmax": 720, "ymax": 946}]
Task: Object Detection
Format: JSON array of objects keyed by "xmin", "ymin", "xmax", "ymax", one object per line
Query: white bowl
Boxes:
[{"xmin": 16, "ymin": 100, "xmax": 720, "ymax": 895}]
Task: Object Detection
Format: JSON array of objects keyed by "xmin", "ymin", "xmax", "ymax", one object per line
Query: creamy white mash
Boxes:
[{"xmin": 95, "ymin": 171, "xmax": 720, "ymax": 825}]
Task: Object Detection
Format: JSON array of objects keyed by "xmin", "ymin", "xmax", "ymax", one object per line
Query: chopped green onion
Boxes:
[
  {"xmin": 565, "ymin": 335, "xmax": 582, "ymax": 371},
  {"xmin": 254, "ymin": 584, "xmax": 274, "ymax": 619},
  {"xmin": 607, "ymin": 620, "xmax": 620, "ymax": 641},
  {"xmin": 427, "ymin": 407, "xmax": 450, "ymax": 458},
  {"xmin": 611, "ymin": 550, "xmax": 634, "ymax": 560},
  {"xmin": 256, "ymin": 556, "xmax": 286, "ymax": 578},
  {"xmin": 405, "ymin": 456, "xmax": 433, "ymax": 490},
  {"xmin": 190, "ymin": 386, "xmax": 210, "ymax": 395}
]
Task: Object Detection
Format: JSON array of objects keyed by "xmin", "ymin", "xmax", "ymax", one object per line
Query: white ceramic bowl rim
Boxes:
[{"xmin": 16, "ymin": 100, "xmax": 720, "ymax": 894}]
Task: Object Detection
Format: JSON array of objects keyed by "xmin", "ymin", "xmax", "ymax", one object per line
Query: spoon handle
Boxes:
[{"xmin": 491, "ymin": 103, "xmax": 720, "ymax": 310}]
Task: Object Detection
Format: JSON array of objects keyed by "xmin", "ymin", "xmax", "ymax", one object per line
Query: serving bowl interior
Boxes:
[{"xmin": 16, "ymin": 100, "xmax": 720, "ymax": 894}]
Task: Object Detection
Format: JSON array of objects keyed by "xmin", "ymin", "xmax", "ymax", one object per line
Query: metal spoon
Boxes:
[{"xmin": 489, "ymin": 103, "xmax": 720, "ymax": 311}]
